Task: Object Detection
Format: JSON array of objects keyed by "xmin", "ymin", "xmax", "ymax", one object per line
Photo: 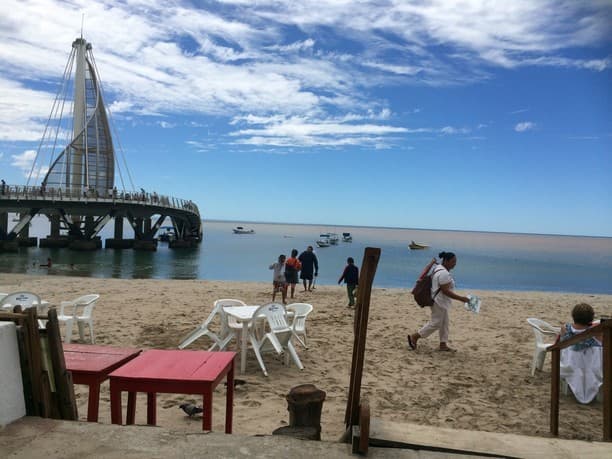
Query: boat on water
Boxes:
[
  {"xmin": 342, "ymin": 232, "xmax": 352, "ymax": 242},
  {"xmin": 316, "ymin": 238, "xmax": 331, "ymax": 248},
  {"xmin": 233, "ymin": 226, "xmax": 255, "ymax": 234},
  {"xmin": 409, "ymin": 240, "xmax": 430, "ymax": 250},
  {"xmin": 157, "ymin": 226, "xmax": 176, "ymax": 242},
  {"xmin": 319, "ymin": 232, "xmax": 339, "ymax": 245}
]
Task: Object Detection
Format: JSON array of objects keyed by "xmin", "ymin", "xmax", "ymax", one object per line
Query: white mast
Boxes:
[{"xmin": 72, "ymin": 37, "xmax": 87, "ymax": 190}]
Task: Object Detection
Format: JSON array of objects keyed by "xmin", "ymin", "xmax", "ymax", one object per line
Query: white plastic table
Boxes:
[{"xmin": 222, "ymin": 305, "xmax": 260, "ymax": 374}]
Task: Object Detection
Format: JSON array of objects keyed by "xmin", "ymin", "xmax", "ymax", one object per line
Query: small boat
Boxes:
[
  {"xmin": 319, "ymin": 232, "xmax": 339, "ymax": 245},
  {"xmin": 316, "ymin": 237, "xmax": 331, "ymax": 248},
  {"xmin": 342, "ymin": 232, "xmax": 352, "ymax": 242},
  {"xmin": 409, "ymin": 240, "xmax": 430, "ymax": 250},
  {"xmin": 158, "ymin": 226, "xmax": 176, "ymax": 242},
  {"xmin": 233, "ymin": 226, "xmax": 255, "ymax": 234}
]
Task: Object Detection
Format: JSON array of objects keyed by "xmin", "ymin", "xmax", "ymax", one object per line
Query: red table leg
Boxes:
[
  {"xmin": 110, "ymin": 383, "xmax": 122, "ymax": 425},
  {"xmin": 225, "ymin": 360, "xmax": 234, "ymax": 434},
  {"xmin": 87, "ymin": 382, "xmax": 101, "ymax": 422},
  {"xmin": 147, "ymin": 392, "xmax": 157, "ymax": 425},
  {"xmin": 127, "ymin": 392, "xmax": 137, "ymax": 424},
  {"xmin": 203, "ymin": 390, "xmax": 212, "ymax": 431}
]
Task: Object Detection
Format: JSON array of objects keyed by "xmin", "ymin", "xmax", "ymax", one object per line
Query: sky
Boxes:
[{"xmin": 0, "ymin": 0, "xmax": 610, "ymax": 237}]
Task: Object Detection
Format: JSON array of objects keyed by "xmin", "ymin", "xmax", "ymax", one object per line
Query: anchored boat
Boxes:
[
  {"xmin": 409, "ymin": 240, "xmax": 430, "ymax": 250},
  {"xmin": 233, "ymin": 226, "xmax": 255, "ymax": 234}
]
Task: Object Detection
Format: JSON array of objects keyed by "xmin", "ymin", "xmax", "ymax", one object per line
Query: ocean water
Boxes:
[{"xmin": 1, "ymin": 218, "xmax": 611, "ymax": 294}]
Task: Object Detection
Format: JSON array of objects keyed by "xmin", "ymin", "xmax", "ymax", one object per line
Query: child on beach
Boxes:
[
  {"xmin": 338, "ymin": 257, "xmax": 359, "ymax": 307},
  {"xmin": 269, "ymin": 254, "xmax": 288, "ymax": 304},
  {"xmin": 284, "ymin": 249, "xmax": 302, "ymax": 299}
]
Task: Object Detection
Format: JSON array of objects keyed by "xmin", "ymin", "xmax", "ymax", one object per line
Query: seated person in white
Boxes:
[{"xmin": 558, "ymin": 303, "xmax": 603, "ymax": 404}]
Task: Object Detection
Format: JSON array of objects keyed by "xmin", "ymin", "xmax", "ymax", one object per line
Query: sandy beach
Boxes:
[{"xmin": 1, "ymin": 273, "xmax": 610, "ymax": 442}]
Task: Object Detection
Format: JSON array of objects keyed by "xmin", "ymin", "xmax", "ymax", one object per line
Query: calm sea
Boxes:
[{"xmin": 1, "ymin": 218, "xmax": 611, "ymax": 294}]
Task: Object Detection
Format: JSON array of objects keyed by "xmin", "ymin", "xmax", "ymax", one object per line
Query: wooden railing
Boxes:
[{"xmin": 547, "ymin": 320, "xmax": 611, "ymax": 441}]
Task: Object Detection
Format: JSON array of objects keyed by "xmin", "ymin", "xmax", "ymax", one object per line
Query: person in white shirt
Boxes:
[
  {"xmin": 269, "ymin": 254, "xmax": 288, "ymax": 304},
  {"xmin": 408, "ymin": 251, "xmax": 469, "ymax": 352}
]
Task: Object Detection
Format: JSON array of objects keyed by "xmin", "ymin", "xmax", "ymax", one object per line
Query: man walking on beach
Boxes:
[{"xmin": 298, "ymin": 246, "xmax": 319, "ymax": 292}]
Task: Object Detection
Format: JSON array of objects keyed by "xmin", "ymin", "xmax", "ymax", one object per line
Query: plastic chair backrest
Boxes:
[
  {"xmin": 216, "ymin": 299, "xmax": 247, "ymax": 328},
  {"xmin": 74, "ymin": 294, "xmax": 99, "ymax": 318},
  {"xmin": 286, "ymin": 303, "xmax": 313, "ymax": 331},
  {"xmin": 0, "ymin": 292, "xmax": 41, "ymax": 310},
  {"xmin": 256, "ymin": 303, "xmax": 290, "ymax": 333},
  {"xmin": 527, "ymin": 318, "xmax": 560, "ymax": 345}
]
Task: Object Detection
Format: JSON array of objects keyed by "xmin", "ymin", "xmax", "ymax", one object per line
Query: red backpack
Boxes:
[{"xmin": 411, "ymin": 263, "xmax": 443, "ymax": 307}]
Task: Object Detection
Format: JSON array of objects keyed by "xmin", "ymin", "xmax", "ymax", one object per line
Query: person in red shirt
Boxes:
[{"xmin": 284, "ymin": 249, "xmax": 302, "ymax": 299}]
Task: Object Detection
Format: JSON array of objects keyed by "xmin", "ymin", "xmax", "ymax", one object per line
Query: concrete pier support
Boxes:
[
  {"xmin": 0, "ymin": 240, "xmax": 19, "ymax": 252},
  {"xmin": 50, "ymin": 215, "xmax": 60, "ymax": 237},
  {"xmin": 0, "ymin": 212, "xmax": 7, "ymax": 238},
  {"xmin": 114, "ymin": 216, "xmax": 123, "ymax": 239},
  {"xmin": 17, "ymin": 220, "xmax": 37, "ymax": 247},
  {"xmin": 105, "ymin": 238, "xmax": 134, "ymax": 249},
  {"xmin": 133, "ymin": 239, "xmax": 157, "ymax": 251}
]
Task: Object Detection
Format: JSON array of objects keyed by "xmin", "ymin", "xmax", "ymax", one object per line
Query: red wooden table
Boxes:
[
  {"xmin": 63, "ymin": 343, "xmax": 142, "ymax": 422},
  {"xmin": 109, "ymin": 349, "xmax": 236, "ymax": 433}
]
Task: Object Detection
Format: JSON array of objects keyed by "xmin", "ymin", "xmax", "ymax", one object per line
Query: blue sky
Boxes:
[{"xmin": 0, "ymin": 0, "xmax": 610, "ymax": 237}]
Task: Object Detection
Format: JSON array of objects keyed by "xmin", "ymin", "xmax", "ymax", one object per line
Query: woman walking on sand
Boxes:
[{"xmin": 407, "ymin": 251, "xmax": 469, "ymax": 352}]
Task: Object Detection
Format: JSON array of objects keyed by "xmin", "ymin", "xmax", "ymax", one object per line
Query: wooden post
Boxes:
[
  {"xmin": 273, "ymin": 384, "xmax": 326, "ymax": 440},
  {"xmin": 603, "ymin": 325, "xmax": 611, "ymax": 441},
  {"xmin": 343, "ymin": 247, "xmax": 380, "ymax": 441},
  {"xmin": 550, "ymin": 348, "xmax": 560, "ymax": 436}
]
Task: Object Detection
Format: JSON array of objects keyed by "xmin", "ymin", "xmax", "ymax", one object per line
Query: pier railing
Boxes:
[{"xmin": 0, "ymin": 184, "xmax": 199, "ymax": 217}]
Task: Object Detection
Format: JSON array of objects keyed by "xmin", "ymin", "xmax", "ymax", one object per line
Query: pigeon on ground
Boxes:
[
  {"xmin": 224, "ymin": 378, "xmax": 247, "ymax": 388},
  {"xmin": 179, "ymin": 403, "xmax": 203, "ymax": 417}
]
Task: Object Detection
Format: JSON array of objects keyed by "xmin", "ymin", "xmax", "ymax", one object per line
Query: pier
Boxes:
[
  {"xmin": 0, "ymin": 185, "xmax": 201, "ymax": 252},
  {"xmin": 0, "ymin": 37, "xmax": 202, "ymax": 253}
]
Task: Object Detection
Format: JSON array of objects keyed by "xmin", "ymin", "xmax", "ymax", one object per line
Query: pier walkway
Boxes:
[{"xmin": 0, "ymin": 184, "xmax": 202, "ymax": 251}]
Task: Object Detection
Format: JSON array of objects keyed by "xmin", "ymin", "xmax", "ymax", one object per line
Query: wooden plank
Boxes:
[
  {"xmin": 15, "ymin": 324, "xmax": 35, "ymax": 415},
  {"xmin": 343, "ymin": 247, "xmax": 380, "ymax": 437},
  {"xmin": 22, "ymin": 308, "xmax": 43, "ymax": 416},
  {"xmin": 46, "ymin": 308, "xmax": 78, "ymax": 420},
  {"xmin": 357, "ymin": 401, "xmax": 370, "ymax": 455},
  {"xmin": 550, "ymin": 349, "xmax": 560, "ymax": 437},
  {"xmin": 603, "ymin": 326, "xmax": 611, "ymax": 441}
]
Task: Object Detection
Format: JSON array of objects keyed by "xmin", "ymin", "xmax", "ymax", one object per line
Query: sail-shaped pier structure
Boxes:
[{"xmin": 0, "ymin": 37, "xmax": 202, "ymax": 252}]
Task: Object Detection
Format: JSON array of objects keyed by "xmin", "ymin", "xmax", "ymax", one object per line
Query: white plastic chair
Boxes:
[
  {"xmin": 249, "ymin": 303, "xmax": 304, "ymax": 376},
  {"xmin": 218, "ymin": 298, "xmax": 250, "ymax": 341},
  {"xmin": 286, "ymin": 303, "xmax": 313, "ymax": 349},
  {"xmin": 0, "ymin": 292, "xmax": 42, "ymax": 311},
  {"xmin": 178, "ymin": 300, "xmax": 235, "ymax": 350},
  {"xmin": 58, "ymin": 294, "xmax": 99, "ymax": 343},
  {"xmin": 526, "ymin": 318, "xmax": 561, "ymax": 376}
]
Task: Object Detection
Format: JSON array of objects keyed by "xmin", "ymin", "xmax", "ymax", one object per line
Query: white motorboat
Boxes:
[
  {"xmin": 233, "ymin": 226, "xmax": 255, "ymax": 234},
  {"xmin": 409, "ymin": 240, "xmax": 430, "ymax": 250},
  {"xmin": 319, "ymin": 232, "xmax": 339, "ymax": 245},
  {"xmin": 342, "ymin": 232, "xmax": 352, "ymax": 242},
  {"xmin": 316, "ymin": 238, "xmax": 330, "ymax": 248}
]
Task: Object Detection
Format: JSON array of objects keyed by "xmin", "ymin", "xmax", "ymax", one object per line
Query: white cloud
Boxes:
[
  {"xmin": 440, "ymin": 126, "xmax": 470, "ymax": 135},
  {"xmin": 515, "ymin": 121, "xmax": 536, "ymax": 132},
  {"xmin": 158, "ymin": 121, "xmax": 176, "ymax": 129},
  {"xmin": 0, "ymin": 0, "xmax": 609, "ymax": 147},
  {"xmin": 10, "ymin": 149, "xmax": 47, "ymax": 179}
]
